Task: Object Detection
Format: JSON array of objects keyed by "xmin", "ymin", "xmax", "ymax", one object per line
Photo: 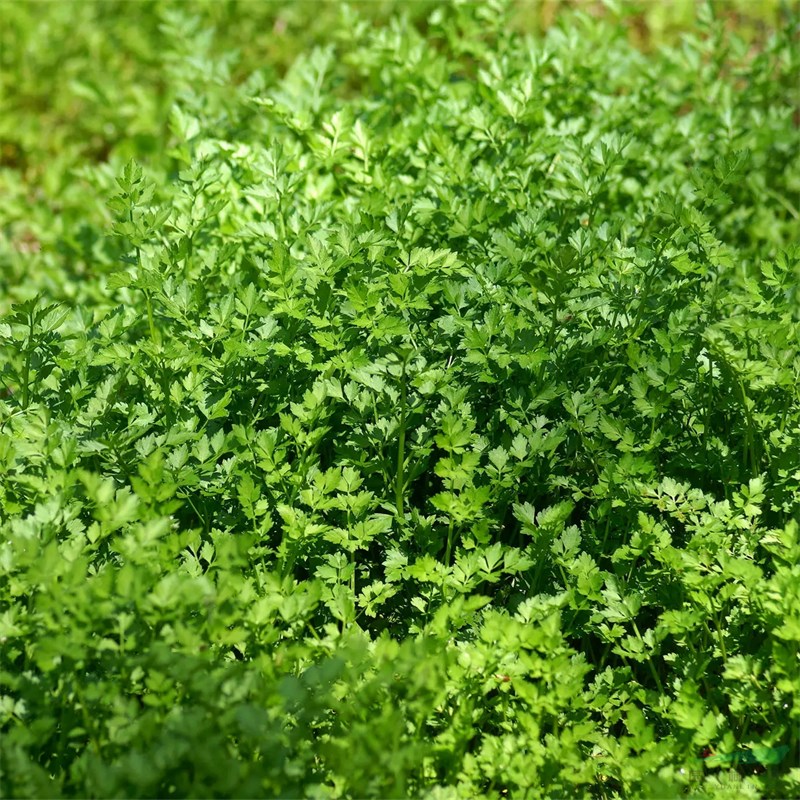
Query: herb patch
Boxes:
[{"xmin": 1, "ymin": 2, "xmax": 799, "ymax": 798}]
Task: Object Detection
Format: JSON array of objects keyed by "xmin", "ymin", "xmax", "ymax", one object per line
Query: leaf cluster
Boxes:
[{"xmin": 2, "ymin": 2, "xmax": 800, "ymax": 798}]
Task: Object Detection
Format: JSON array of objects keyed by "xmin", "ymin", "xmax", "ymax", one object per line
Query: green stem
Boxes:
[
  {"xmin": 74, "ymin": 682, "xmax": 102, "ymax": 755},
  {"xmin": 738, "ymin": 379, "xmax": 759, "ymax": 477},
  {"xmin": 21, "ymin": 310, "xmax": 35, "ymax": 409},
  {"xmin": 632, "ymin": 619, "xmax": 665, "ymax": 695},
  {"xmin": 396, "ymin": 356, "xmax": 408, "ymax": 522},
  {"xmin": 711, "ymin": 611, "xmax": 728, "ymax": 664},
  {"xmin": 444, "ymin": 516, "xmax": 455, "ymax": 568},
  {"xmin": 348, "ymin": 509, "xmax": 356, "ymax": 597},
  {"xmin": 144, "ymin": 291, "xmax": 157, "ymax": 346},
  {"xmin": 21, "ymin": 348, "xmax": 31, "ymax": 410},
  {"xmin": 443, "ymin": 464, "xmax": 457, "ymax": 569}
]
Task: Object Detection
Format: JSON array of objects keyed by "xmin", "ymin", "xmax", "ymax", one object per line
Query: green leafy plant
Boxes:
[{"xmin": 1, "ymin": 1, "xmax": 799, "ymax": 798}]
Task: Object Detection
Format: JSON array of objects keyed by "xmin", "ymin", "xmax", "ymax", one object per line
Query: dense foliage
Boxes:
[{"xmin": 2, "ymin": 2, "xmax": 799, "ymax": 798}]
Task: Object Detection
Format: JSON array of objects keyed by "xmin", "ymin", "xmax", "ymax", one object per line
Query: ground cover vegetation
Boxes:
[{"xmin": 1, "ymin": 1, "xmax": 799, "ymax": 797}]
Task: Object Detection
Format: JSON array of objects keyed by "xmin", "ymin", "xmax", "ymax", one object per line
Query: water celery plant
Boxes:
[{"xmin": 1, "ymin": 2, "xmax": 799, "ymax": 798}]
